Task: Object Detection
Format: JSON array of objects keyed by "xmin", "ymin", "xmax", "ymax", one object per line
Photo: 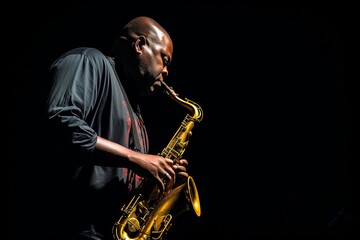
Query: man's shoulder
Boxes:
[
  {"xmin": 56, "ymin": 47, "xmax": 111, "ymax": 67},
  {"xmin": 51, "ymin": 47, "xmax": 111, "ymax": 71},
  {"xmin": 65, "ymin": 47, "xmax": 105, "ymax": 59}
]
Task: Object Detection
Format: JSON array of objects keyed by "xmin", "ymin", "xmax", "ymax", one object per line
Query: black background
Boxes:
[{"xmin": 5, "ymin": 1, "xmax": 359, "ymax": 239}]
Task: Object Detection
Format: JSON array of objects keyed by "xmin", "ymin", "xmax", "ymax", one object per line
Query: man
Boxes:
[{"xmin": 44, "ymin": 16, "xmax": 189, "ymax": 240}]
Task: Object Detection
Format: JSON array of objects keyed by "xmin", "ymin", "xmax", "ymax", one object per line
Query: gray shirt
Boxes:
[{"xmin": 46, "ymin": 47, "xmax": 149, "ymax": 238}]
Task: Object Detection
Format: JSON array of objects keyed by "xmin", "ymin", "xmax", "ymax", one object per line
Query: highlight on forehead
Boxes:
[{"xmin": 150, "ymin": 25, "xmax": 173, "ymax": 47}]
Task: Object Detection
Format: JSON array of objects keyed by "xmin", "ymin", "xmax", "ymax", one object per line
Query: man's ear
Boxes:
[{"xmin": 134, "ymin": 36, "xmax": 147, "ymax": 53}]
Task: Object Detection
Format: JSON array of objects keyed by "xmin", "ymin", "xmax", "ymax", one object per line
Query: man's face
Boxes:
[{"xmin": 135, "ymin": 29, "xmax": 173, "ymax": 96}]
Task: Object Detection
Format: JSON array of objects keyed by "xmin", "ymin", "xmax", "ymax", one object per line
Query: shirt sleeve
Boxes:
[{"xmin": 47, "ymin": 51, "xmax": 100, "ymax": 152}]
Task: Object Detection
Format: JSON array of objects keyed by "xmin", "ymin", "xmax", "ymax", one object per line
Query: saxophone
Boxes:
[{"xmin": 112, "ymin": 81, "xmax": 203, "ymax": 240}]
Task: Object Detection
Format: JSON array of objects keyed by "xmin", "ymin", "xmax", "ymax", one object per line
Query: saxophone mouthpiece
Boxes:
[{"xmin": 161, "ymin": 81, "xmax": 177, "ymax": 99}]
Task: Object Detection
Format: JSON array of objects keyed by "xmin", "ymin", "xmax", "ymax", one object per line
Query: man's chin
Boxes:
[
  {"xmin": 151, "ymin": 84, "xmax": 162, "ymax": 93},
  {"xmin": 140, "ymin": 86, "xmax": 157, "ymax": 97}
]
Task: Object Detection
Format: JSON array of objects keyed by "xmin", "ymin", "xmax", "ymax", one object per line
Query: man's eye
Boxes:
[{"xmin": 163, "ymin": 56, "xmax": 170, "ymax": 67}]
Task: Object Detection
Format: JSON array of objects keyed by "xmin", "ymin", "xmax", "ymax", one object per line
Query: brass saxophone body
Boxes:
[{"xmin": 112, "ymin": 82, "xmax": 203, "ymax": 240}]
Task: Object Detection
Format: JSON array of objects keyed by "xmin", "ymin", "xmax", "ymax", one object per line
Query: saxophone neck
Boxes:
[{"xmin": 161, "ymin": 81, "xmax": 203, "ymax": 122}]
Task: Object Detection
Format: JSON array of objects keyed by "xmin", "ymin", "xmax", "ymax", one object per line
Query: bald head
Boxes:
[
  {"xmin": 111, "ymin": 16, "xmax": 174, "ymax": 96},
  {"xmin": 112, "ymin": 16, "xmax": 173, "ymax": 63},
  {"xmin": 119, "ymin": 16, "xmax": 171, "ymax": 45}
]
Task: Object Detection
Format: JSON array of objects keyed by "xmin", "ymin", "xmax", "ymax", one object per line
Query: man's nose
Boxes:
[{"xmin": 162, "ymin": 66, "xmax": 169, "ymax": 77}]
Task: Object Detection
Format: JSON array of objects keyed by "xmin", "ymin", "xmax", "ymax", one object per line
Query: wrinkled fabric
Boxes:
[{"xmin": 45, "ymin": 47, "xmax": 149, "ymax": 239}]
